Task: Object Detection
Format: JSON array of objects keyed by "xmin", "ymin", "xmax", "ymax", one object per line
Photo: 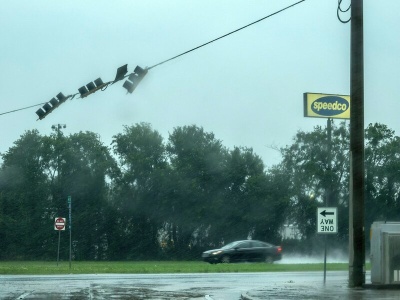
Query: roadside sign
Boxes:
[
  {"xmin": 54, "ymin": 217, "xmax": 66, "ymax": 231},
  {"xmin": 317, "ymin": 207, "xmax": 337, "ymax": 234},
  {"xmin": 304, "ymin": 93, "xmax": 350, "ymax": 119}
]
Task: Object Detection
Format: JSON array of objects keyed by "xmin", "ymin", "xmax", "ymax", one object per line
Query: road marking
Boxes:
[
  {"xmin": 16, "ymin": 292, "xmax": 32, "ymax": 299},
  {"xmin": 89, "ymin": 284, "xmax": 93, "ymax": 300}
]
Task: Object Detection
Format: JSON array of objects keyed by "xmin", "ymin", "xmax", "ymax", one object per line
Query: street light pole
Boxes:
[
  {"xmin": 51, "ymin": 124, "xmax": 67, "ymax": 267},
  {"xmin": 51, "ymin": 124, "xmax": 66, "ymax": 136}
]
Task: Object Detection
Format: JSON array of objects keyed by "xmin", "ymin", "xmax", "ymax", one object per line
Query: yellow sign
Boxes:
[{"xmin": 304, "ymin": 93, "xmax": 350, "ymax": 119}]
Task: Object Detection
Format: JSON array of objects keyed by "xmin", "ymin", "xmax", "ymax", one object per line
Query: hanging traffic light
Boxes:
[
  {"xmin": 36, "ymin": 93, "xmax": 69, "ymax": 120},
  {"xmin": 35, "ymin": 63, "xmax": 148, "ymax": 120},
  {"xmin": 114, "ymin": 64, "xmax": 128, "ymax": 83},
  {"xmin": 78, "ymin": 77, "xmax": 107, "ymax": 98},
  {"xmin": 94, "ymin": 78, "xmax": 104, "ymax": 87},
  {"xmin": 56, "ymin": 92, "xmax": 68, "ymax": 104},
  {"xmin": 122, "ymin": 66, "xmax": 148, "ymax": 94}
]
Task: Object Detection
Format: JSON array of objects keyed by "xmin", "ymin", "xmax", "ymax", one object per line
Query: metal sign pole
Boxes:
[
  {"xmin": 318, "ymin": 208, "xmax": 338, "ymax": 282},
  {"xmin": 323, "ymin": 117, "xmax": 332, "ymax": 284},
  {"xmin": 324, "ymin": 235, "xmax": 327, "ymax": 283},
  {"xmin": 68, "ymin": 196, "xmax": 72, "ymax": 271},
  {"xmin": 57, "ymin": 230, "xmax": 61, "ymax": 266}
]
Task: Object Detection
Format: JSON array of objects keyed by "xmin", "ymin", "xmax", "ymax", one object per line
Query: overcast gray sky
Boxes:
[{"xmin": 1, "ymin": 0, "xmax": 399, "ymax": 168}]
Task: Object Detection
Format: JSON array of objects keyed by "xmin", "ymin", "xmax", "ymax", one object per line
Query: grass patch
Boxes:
[{"xmin": 0, "ymin": 261, "xmax": 359, "ymax": 275}]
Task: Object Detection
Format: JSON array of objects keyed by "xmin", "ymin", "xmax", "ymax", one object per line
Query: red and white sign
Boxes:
[{"xmin": 54, "ymin": 217, "xmax": 66, "ymax": 231}]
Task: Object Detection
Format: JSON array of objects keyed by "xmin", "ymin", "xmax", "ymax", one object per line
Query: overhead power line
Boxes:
[
  {"xmin": 0, "ymin": 102, "xmax": 46, "ymax": 116},
  {"xmin": 0, "ymin": 0, "xmax": 306, "ymax": 119},
  {"xmin": 147, "ymin": 0, "xmax": 306, "ymax": 70},
  {"xmin": 337, "ymin": 0, "xmax": 351, "ymax": 23}
]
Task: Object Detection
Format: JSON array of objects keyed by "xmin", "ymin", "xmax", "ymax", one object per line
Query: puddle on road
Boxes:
[
  {"xmin": 5, "ymin": 282, "xmax": 226, "ymax": 300},
  {"xmin": 30, "ymin": 284, "xmax": 207, "ymax": 300}
]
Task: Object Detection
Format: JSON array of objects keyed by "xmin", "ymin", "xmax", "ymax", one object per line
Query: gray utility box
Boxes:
[{"xmin": 371, "ymin": 221, "xmax": 400, "ymax": 284}]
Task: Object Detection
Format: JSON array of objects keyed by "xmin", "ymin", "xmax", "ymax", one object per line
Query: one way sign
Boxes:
[{"xmin": 317, "ymin": 207, "xmax": 338, "ymax": 234}]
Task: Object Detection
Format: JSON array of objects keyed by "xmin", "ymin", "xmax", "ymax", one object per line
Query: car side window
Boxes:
[
  {"xmin": 238, "ymin": 241, "xmax": 251, "ymax": 248},
  {"xmin": 252, "ymin": 241, "xmax": 271, "ymax": 248},
  {"xmin": 252, "ymin": 241, "xmax": 263, "ymax": 248}
]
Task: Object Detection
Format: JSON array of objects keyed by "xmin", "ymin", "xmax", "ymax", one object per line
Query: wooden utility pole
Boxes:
[{"xmin": 349, "ymin": 0, "xmax": 365, "ymax": 287}]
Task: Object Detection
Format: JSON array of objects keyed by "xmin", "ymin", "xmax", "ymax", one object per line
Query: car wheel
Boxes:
[
  {"xmin": 221, "ymin": 255, "xmax": 230, "ymax": 263},
  {"xmin": 265, "ymin": 256, "xmax": 274, "ymax": 264}
]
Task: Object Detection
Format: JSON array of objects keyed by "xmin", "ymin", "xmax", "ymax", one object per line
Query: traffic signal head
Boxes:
[
  {"xmin": 35, "ymin": 102, "xmax": 54, "ymax": 120},
  {"xmin": 122, "ymin": 79, "xmax": 136, "ymax": 94},
  {"xmin": 122, "ymin": 66, "xmax": 148, "ymax": 94},
  {"xmin": 134, "ymin": 66, "xmax": 147, "ymax": 77},
  {"xmin": 57, "ymin": 92, "xmax": 67, "ymax": 103},
  {"xmin": 78, "ymin": 86, "xmax": 89, "ymax": 97},
  {"xmin": 86, "ymin": 82, "xmax": 96, "ymax": 92},
  {"xmin": 35, "ymin": 93, "xmax": 70, "ymax": 120},
  {"xmin": 114, "ymin": 64, "xmax": 128, "ymax": 82},
  {"xmin": 43, "ymin": 102, "xmax": 53, "ymax": 112},
  {"xmin": 94, "ymin": 78, "xmax": 104, "ymax": 87},
  {"xmin": 79, "ymin": 78, "xmax": 107, "ymax": 98},
  {"xmin": 36, "ymin": 108, "xmax": 46, "ymax": 119},
  {"xmin": 35, "ymin": 63, "xmax": 147, "ymax": 120},
  {"xmin": 49, "ymin": 97, "xmax": 59, "ymax": 108}
]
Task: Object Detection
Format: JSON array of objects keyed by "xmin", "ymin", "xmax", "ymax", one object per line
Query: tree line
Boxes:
[{"xmin": 0, "ymin": 122, "xmax": 399, "ymax": 260}]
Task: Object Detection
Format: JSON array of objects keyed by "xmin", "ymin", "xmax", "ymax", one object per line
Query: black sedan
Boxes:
[{"xmin": 202, "ymin": 240, "xmax": 282, "ymax": 264}]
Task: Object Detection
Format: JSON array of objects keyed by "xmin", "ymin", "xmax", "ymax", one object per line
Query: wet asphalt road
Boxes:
[
  {"xmin": 1, "ymin": 271, "xmax": 397, "ymax": 299},
  {"xmin": 3, "ymin": 272, "xmax": 249, "ymax": 299}
]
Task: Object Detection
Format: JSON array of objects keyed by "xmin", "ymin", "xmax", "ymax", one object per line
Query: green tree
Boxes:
[
  {"xmin": 166, "ymin": 125, "xmax": 227, "ymax": 256},
  {"xmin": 365, "ymin": 123, "xmax": 400, "ymax": 229},
  {"xmin": 60, "ymin": 131, "xmax": 117, "ymax": 260},
  {"xmin": 0, "ymin": 130, "xmax": 51, "ymax": 259},
  {"xmin": 111, "ymin": 123, "xmax": 167, "ymax": 259},
  {"xmin": 250, "ymin": 165, "xmax": 291, "ymax": 244},
  {"xmin": 165, "ymin": 126, "xmax": 288, "ymax": 253},
  {"xmin": 215, "ymin": 147, "xmax": 290, "ymax": 245},
  {"xmin": 218, "ymin": 147, "xmax": 267, "ymax": 242},
  {"xmin": 0, "ymin": 129, "xmax": 117, "ymax": 260},
  {"xmin": 279, "ymin": 121, "xmax": 350, "ymax": 240}
]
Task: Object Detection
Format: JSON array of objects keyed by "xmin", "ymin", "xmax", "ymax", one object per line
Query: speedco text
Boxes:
[{"xmin": 313, "ymin": 101, "xmax": 347, "ymax": 112}]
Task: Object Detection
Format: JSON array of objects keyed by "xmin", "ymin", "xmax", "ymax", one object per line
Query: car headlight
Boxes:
[{"xmin": 211, "ymin": 250, "xmax": 222, "ymax": 255}]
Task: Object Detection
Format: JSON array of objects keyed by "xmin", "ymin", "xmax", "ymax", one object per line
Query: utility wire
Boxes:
[
  {"xmin": 0, "ymin": 0, "xmax": 306, "ymax": 117},
  {"xmin": 148, "ymin": 0, "xmax": 306, "ymax": 70},
  {"xmin": 337, "ymin": 0, "xmax": 351, "ymax": 24},
  {"xmin": 0, "ymin": 102, "xmax": 46, "ymax": 116}
]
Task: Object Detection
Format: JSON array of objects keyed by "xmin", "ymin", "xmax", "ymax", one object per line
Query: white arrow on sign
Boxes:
[{"xmin": 54, "ymin": 217, "xmax": 66, "ymax": 231}]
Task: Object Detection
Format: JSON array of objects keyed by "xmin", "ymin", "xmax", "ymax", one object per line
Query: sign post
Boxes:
[
  {"xmin": 304, "ymin": 92, "xmax": 347, "ymax": 283},
  {"xmin": 317, "ymin": 207, "xmax": 338, "ymax": 283},
  {"xmin": 54, "ymin": 217, "xmax": 66, "ymax": 266},
  {"xmin": 68, "ymin": 196, "xmax": 72, "ymax": 271}
]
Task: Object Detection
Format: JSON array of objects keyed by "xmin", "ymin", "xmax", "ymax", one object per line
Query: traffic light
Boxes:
[
  {"xmin": 114, "ymin": 64, "xmax": 128, "ymax": 83},
  {"xmin": 78, "ymin": 77, "xmax": 107, "ymax": 98},
  {"xmin": 35, "ymin": 63, "xmax": 148, "ymax": 120},
  {"xmin": 36, "ymin": 92, "xmax": 69, "ymax": 120},
  {"xmin": 122, "ymin": 66, "xmax": 148, "ymax": 94}
]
